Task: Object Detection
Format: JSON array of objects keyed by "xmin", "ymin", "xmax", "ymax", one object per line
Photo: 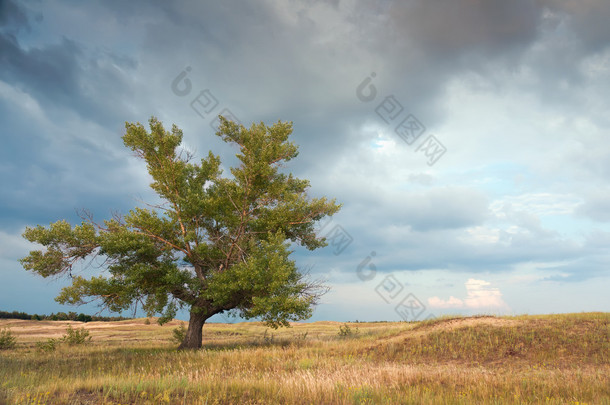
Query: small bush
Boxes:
[
  {"xmin": 171, "ymin": 323, "xmax": 187, "ymax": 345},
  {"xmin": 61, "ymin": 324, "xmax": 92, "ymax": 345},
  {"xmin": 35, "ymin": 325, "xmax": 91, "ymax": 351},
  {"xmin": 0, "ymin": 328, "xmax": 17, "ymax": 350},
  {"xmin": 338, "ymin": 323, "xmax": 358, "ymax": 338},
  {"xmin": 36, "ymin": 338, "xmax": 58, "ymax": 352}
]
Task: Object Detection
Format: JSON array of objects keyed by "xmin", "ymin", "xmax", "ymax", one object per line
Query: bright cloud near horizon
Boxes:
[
  {"xmin": 1, "ymin": 0, "xmax": 609, "ymax": 322},
  {"xmin": 428, "ymin": 279, "xmax": 509, "ymax": 311}
]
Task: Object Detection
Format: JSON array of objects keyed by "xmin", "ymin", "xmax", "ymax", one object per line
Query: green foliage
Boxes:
[
  {"xmin": 61, "ymin": 324, "xmax": 92, "ymax": 345},
  {"xmin": 36, "ymin": 338, "xmax": 58, "ymax": 352},
  {"xmin": 76, "ymin": 313, "xmax": 92, "ymax": 322},
  {"xmin": 171, "ymin": 324, "xmax": 186, "ymax": 345},
  {"xmin": 338, "ymin": 323, "xmax": 359, "ymax": 338},
  {"xmin": 20, "ymin": 116, "xmax": 340, "ymax": 348},
  {"xmin": 34, "ymin": 325, "xmax": 91, "ymax": 351},
  {"xmin": 0, "ymin": 328, "xmax": 16, "ymax": 350},
  {"xmin": 0, "ymin": 310, "xmax": 127, "ymax": 322},
  {"xmin": 0, "ymin": 310, "xmax": 32, "ymax": 320}
]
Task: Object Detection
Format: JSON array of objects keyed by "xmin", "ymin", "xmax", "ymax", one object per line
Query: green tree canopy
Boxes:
[{"xmin": 21, "ymin": 117, "xmax": 340, "ymax": 349}]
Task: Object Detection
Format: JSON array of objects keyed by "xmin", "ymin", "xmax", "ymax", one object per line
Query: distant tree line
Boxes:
[{"xmin": 0, "ymin": 310, "xmax": 131, "ymax": 323}]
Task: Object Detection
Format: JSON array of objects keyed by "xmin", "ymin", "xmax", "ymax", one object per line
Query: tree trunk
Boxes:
[{"xmin": 178, "ymin": 308, "xmax": 207, "ymax": 350}]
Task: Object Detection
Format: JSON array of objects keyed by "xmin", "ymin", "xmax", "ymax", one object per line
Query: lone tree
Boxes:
[{"xmin": 21, "ymin": 117, "xmax": 340, "ymax": 349}]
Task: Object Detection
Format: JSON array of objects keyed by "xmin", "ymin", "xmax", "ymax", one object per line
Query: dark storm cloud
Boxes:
[
  {"xmin": 0, "ymin": 33, "xmax": 82, "ymax": 104},
  {"xmin": 336, "ymin": 185, "xmax": 490, "ymax": 232},
  {"xmin": 86, "ymin": 1, "xmax": 385, "ymax": 169},
  {"xmin": 0, "ymin": 0, "xmax": 30, "ymax": 32},
  {"xmin": 381, "ymin": 187, "xmax": 489, "ymax": 232},
  {"xmin": 389, "ymin": 0, "xmax": 543, "ymax": 60},
  {"xmin": 0, "ymin": 0, "xmax": 149, "ymax": 235},
  {"xmin": 342, "ymin": 216, "xmax": 584, "ymax": 273},
  {"xmin": 386, "ymin": 0, "xmax": 610, "ymax": 74},
  {"xmin": 372, "ymin": 0, "xmax": 610, "ymax": 131},
  {"xmin": 85, "ymin": 0, "xmax": 605, "ymax": 173},
  {"xmin": 0, "ymin": 97, "xmax": 141, "ymax": 232},
  {"xmin": 541, "ymin": 256, "xmax": 610, "ymax": 283},
  {"xmin": 546, "ymin": 0, "xmax": 610, "ymax": 54},
  {"xmin": 0, "ymin": 0, "xmax": 137, "ymax": 127}
]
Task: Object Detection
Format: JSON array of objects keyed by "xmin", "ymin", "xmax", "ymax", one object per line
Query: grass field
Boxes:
[{"xmin": 0, "ymin": 312, "xmax": 608, "ymax": 404}]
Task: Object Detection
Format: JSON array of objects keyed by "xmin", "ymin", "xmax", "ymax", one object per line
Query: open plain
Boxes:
[{"xmin": 1, "ymin": 313, "xmax": 608, "ymax": 404}]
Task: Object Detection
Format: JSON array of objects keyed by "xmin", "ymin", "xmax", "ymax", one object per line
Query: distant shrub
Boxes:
[
  {"xmin": 76, "ymin": 313, "xmax": 93, "ymax": 323},
  {"xmin": 171, "ymin": 324, "xmax": 187, "ymax": 345},
  {"xmin": 0, "ymin": 310, "xmax": 30, "ymax": 320},
  {"xmin": 0, "ymin": 328, "xmax": 17, "ymax": 350},
  {"xmin": 61, "ymin": 324, "xmax": 92, "ymax": 345},
  {"xmin": 0, "ymin": 310, "xmax": 130, "ymax": 322},
  {"xmin": 36, "ymin": 338, "xmax": 58, "ymax": 352},
  {"xmin": 338, "ymin": 323, "xmax": 358, "ymax": 338}
]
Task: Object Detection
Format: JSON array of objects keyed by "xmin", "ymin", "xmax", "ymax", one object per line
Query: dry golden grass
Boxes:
[{"xmin": 0, "ymin": 313, "xmax": 608, "ymax": 404}]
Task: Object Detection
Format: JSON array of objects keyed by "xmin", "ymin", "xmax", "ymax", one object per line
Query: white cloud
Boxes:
[
  {"xmin": 428, "ymin": 278, "xmax": 510, "ymax": 311},
  {"xmin": 463, "ymin": 278, "xmax": 509, "ymax": 310},
  {"xmin": 576, "ymin": 187, "xmax": 610, "ymax": 222},
  {"xmin": 490, "ymin": 193, "xmax": 582, "ymax": 218},
  {"xmin": 459, "ymin": 226, "xmax": 501, "ymax": 244}
]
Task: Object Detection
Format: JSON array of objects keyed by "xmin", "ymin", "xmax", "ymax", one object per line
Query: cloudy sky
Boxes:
[{"xmin": 1, "ymin": 0, "xmax": 609, "ymax": 322}]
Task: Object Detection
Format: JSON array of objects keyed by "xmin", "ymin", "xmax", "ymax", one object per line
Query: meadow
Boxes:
[{"xmin": 0, "ymin": 312, "xmax": 608, "ymax": 404}]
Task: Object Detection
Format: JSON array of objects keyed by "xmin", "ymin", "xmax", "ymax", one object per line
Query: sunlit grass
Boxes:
[{"xmin": 1, "ymin": 313, "xmax": 608, "ymax": 404}]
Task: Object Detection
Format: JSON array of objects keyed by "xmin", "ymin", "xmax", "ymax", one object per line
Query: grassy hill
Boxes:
[{"xmin": 1, "ymin": 313, "xmax": 608, "ymax": 404}]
